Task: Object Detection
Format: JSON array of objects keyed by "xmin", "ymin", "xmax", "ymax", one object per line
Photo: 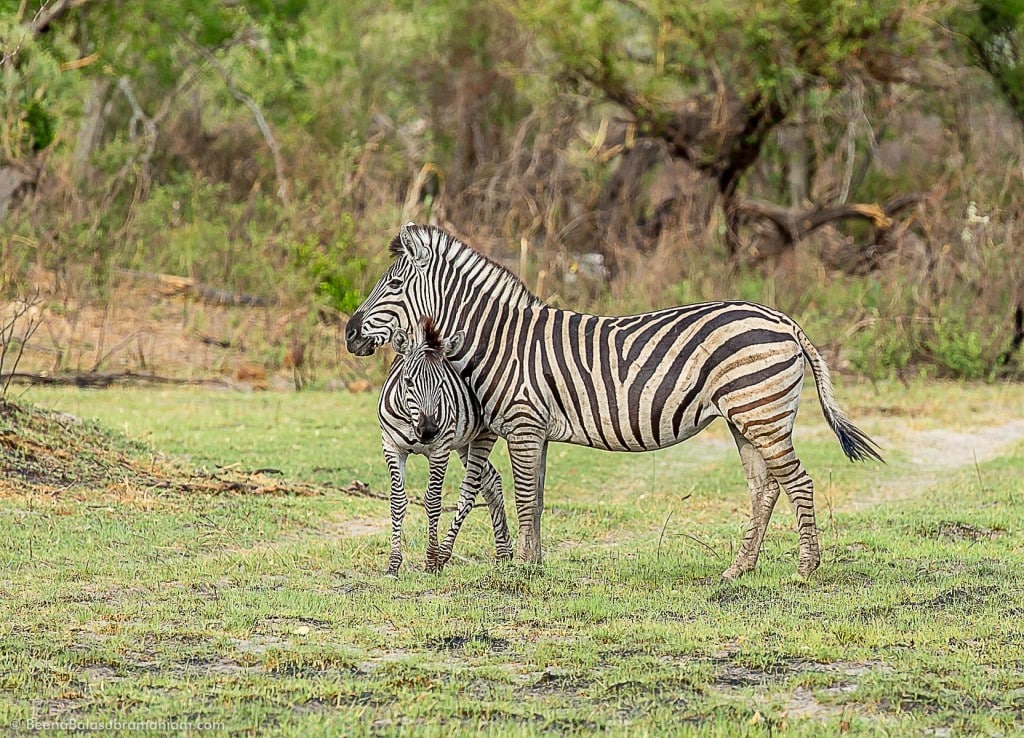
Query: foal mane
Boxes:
[{"xmin": 418, "ymin": 315, "xmax": 443, "ymax": 353}]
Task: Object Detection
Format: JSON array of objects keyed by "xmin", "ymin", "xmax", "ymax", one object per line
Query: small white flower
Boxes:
[{"xmin": 966, "ymin": 201, "xmax": 990, "ymax": 225}]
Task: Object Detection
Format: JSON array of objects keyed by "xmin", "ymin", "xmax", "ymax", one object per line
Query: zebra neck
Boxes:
[{"xmin": 442, "ymin": 240, "xmax": 544, "ymax": 311}]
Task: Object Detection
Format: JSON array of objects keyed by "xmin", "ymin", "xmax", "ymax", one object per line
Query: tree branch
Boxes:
[
  {"xmin": 2, "ymin": 0, "xmax": 97, "ymax": 67},
  {"xmin": 736, "ymin": 192, "xmax": 924, "ymax": 246},
  {"xmin": 187, "ymin": 40, "xmax": 290, "ymax": 206},
  {"xmin": 571, "ymin": 64, "xmax": 716, "ymax": 173},
  {"xmin": 27, "ymin": 0, "xmax": 95, "ymax": 35}
]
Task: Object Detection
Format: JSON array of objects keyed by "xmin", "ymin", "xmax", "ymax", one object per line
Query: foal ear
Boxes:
[
  {"xmin": 391, "ymin": 329, "xmax": 412, "ymax": 356},
  {"xmin": 442, "ymin": 330, "xmax": 466, "ymax": 358},
  {"xmin": 399, "ymin": 223, "xmax": 430, "ymax": 269}
]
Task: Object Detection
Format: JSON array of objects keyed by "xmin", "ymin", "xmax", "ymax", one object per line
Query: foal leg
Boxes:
[
  {"xmin": 423, "ymin": 451, "xmax": 450, "ymax": 573},
  {"xmin": 382, "ymin": 443, "xmax": 408, "ymax": 576},
  {"xmin": 437, "ymin": 434, "xmax": 509, "ymax": 568},
  {"xmin": 478, "ymin": 461, "xmax": 513, "ymax": 562}
]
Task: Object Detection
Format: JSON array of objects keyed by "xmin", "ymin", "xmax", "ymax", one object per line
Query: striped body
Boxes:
[
  {"xmin": 471, "ymin": 304, "xmax": 805, "ymax": 449},
  {"xmin": 350, "ymin": 225, "xmax": 881, "ymax": 578},
  {"xmin": 378, "ymin": 319, "xmax": 512, "ymax": 575}
]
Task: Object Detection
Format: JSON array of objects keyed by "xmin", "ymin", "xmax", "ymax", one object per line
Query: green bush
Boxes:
[{"xmin": 292, "ymin": 215, "xmax": 366, "ymax": 316}]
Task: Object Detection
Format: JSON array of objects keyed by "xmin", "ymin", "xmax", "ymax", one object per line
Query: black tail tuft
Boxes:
[{"xmin": 833, "ymin": 416, "xmax": 885, "ymax": 464}]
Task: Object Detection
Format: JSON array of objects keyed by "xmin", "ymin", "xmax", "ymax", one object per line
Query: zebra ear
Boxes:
[
  {"xmin": 399, "ymin": 223, "xmax": 430, "ymax": 268},
  {"xmin": 391, "ymin": 329, "xmax": 412, "ymax": 357},
  {"xmin": 442, "ymin": 330, "xmax": 465, "ymax": 358}
]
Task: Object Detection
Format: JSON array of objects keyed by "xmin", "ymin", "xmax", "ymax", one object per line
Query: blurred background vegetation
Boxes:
[{"xmin": 1, "ymin": 0, "xmax": 1022, "ymax": 383}]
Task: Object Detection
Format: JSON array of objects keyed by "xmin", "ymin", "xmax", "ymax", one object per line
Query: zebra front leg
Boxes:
[
  {"xmin": 423, "ymin": 451, "xmax": 450, "ymax": 573},
  {"xmin": 722, "ymin": 425, "xmax": 782, "ymax": 580},
  {"xmin": 507, "ymin": 430, "xmax": 549, "ymax": 565},
  {"xmin": 471, "ymin": 430, "xmax": 513, "ymax": 562},
  {"xmin": 383, "ymin": 443, "xmax": 408, "ymax": 576}
]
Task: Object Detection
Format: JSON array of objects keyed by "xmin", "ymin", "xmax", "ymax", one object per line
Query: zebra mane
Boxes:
[
  {"xmin": 391, "ymin": 225, "xmax": 545, "ymax": 308},
  {"xmin": 388, "ymin": 233, "xmax": 404, "ymax": 258},
  {"xmin": 418, "ymin": 315, "xmax": 443, "ymax": 353}
]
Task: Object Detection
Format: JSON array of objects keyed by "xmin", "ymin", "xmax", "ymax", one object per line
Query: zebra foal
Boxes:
[
  {"xmin": 353, "ymin": 225, "xmax": 882, "ymax": 579},
  {"xmin": 378, "ymin": 316, "xmax": 513, "ymax": 575}
]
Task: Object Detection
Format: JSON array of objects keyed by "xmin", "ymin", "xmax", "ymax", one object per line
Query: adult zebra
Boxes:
[{"xmin": 346, "ymin": 224, "xmax": 882, "ymax": 579}]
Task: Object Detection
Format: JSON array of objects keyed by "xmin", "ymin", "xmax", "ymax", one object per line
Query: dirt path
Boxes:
[{"xmin": 843, "ymin": 418, "xmax": 1024, "ymax": 512}]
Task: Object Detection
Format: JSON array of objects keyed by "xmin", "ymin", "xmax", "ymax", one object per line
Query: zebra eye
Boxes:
[{"xmin": 387, "ymin": 278, "xmax": 403, "ymax": 290}]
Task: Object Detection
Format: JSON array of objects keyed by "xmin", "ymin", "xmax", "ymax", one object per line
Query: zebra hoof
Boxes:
[
  {"xmin": 797, "ymin": 556, "xmax": 821, "ymax": 580},
  {"xmin": 795, "ymin": 565, "xmax": 819, "ymax": 581},
  {"xmin": 720, "ymin": 566, "xmax": 747, "ymax": 582},
  {"xmin": 385, "ymin": 568, "xmax": 399, "ymax": 579}
]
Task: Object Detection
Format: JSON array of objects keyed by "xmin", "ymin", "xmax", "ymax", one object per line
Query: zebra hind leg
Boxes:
[
  {"xmin": 721, "ymin": 425, "xmax": 782, "ymax": 581},
  {"xmin": 719, "ymin": 363, "xmax": 819, "ymax": 578},
  {"xmin": 751, "ymin": 434, "xmax": 821, "ymax": 578}
]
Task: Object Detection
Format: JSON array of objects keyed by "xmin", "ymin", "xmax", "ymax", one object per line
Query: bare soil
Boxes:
[{"xmin": 3, "ymin": 271, "xmax": 361, "ymax": 390}]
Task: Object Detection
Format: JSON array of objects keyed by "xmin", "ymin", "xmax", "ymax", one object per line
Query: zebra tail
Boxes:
[{"xmin": 795, "ymin": 327, "xmax": 884, "ymax": 464}]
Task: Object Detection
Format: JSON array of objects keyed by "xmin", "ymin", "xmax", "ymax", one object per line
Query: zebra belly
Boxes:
[
  {"xmin": 542, "ymin": 360, "xmax": 719, "ymax": 451},
  {"xmin": 554, "ymin": 396, "xmax": 718, "ymax": 451}
]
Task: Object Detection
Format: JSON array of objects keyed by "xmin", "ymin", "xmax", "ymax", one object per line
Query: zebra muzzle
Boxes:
[
  {"xmin": 415, "ymin": 415, "xmax": 440, "ymax": 443},
  {"xmin": 345, "ymin": 314, "xmax": 375, "ymax": 356}
]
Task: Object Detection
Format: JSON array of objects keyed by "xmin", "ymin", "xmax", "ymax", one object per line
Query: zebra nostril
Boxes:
[
  {"xmin": 345, "ymin": 315, "xmax": 362, "ymax": 342},
  {"xmin": 417, "ymin": 417, "xmax": 440, "ymax": 442}
]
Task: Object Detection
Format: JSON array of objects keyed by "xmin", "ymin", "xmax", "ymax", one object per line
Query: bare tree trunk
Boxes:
[
  {"xmin": 73, "ymin": 78, "xmax": 111, "ymax": 179},
  {"xmin": 779, "ymin": 122, "xmax": 810, "ymax": 207}
]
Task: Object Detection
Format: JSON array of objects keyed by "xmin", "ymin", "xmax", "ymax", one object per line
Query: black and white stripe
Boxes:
[
  {"xmin": 378, "ymin": 316, "xmax": 512, "ymax": 575},
  {"xmin": 351, "ymin": 225, "xmax": 882, "ymax": 578}
]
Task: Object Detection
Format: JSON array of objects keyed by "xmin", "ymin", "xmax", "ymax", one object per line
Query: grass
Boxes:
[{"xmin": 1, "ymin": 379, "xmax": 1023, "ymax": 736}]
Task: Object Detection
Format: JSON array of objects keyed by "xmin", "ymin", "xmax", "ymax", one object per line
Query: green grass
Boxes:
[{"xmin": 1, "ymin": 379, "xmax": 1023, "ymax": 736}]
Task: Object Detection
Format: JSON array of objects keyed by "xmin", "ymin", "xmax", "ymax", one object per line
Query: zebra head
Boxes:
[
  {"xmin": 345, "ymin": 223, "xmax": 438, "ymax": 357},
  {"xmin": 391, "ymin": 317, "xmax": 466, "ymax": 444}
]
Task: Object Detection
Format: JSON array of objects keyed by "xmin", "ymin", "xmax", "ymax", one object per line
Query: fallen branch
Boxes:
[
  {"xmin": 115, "ymin": 269, "xmax": 276, "ymax": 307},
  {"xmin": 0, "ymin": 371, "xmax": 229, "ymax": 388},
  {"xmin": 170, "ymin": 475, "xmax": 378, "ymax": 499},
  {"xmin": 735, "ymin": 192, "xmax": 924, "ymax": 246}
]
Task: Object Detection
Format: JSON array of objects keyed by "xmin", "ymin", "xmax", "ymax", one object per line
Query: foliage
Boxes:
[
  {"xmin": 956, "ymin": 0, "xmax": 1024, "ymax": 127},
  {"xmin": 517, "ymin": 0, "xmax": 918, "ymax": 157},
  {"xmin": 0, "ymin": 1, "xmax": 1023, "ymax": 380},
  {"xmin": 292, "ymin": 215, "xmax": 367, "ymax": 315}
]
